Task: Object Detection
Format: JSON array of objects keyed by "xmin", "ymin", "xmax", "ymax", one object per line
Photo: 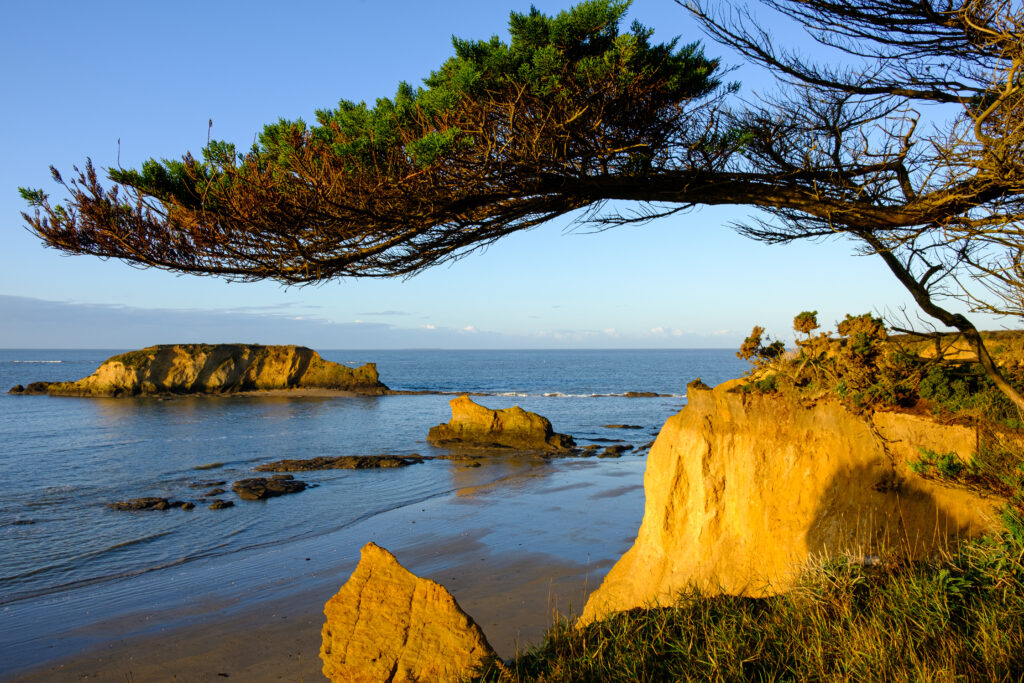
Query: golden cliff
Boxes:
[
  {"xmin": 15, "ymin": 344, "xmax": 388, "ymax": 396},
  {"xmin": 580, "ymin": 379, "xmax": 997, "ymax": 623}
]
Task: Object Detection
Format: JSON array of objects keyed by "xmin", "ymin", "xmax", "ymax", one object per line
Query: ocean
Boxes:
[{"xmin": 0, "ymin": 348, "xmax": 746, "ymax": 677}]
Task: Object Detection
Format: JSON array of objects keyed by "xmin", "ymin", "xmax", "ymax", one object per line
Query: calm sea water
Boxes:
[{"xmin": 0, "ymin": 348, "xmax": 745, "ymax": 676}]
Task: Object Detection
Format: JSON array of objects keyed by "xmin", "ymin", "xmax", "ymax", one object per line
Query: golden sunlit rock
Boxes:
[
  {"xmin": 19, "ymin": 344, "xmax": 386, "ymax": 396},
  {"xmin": 427, "ymin": 394, "xmax": 574, "ymax": 451},
  {"xmin": 580, "ymin": 380, "xmax": 998, "ymax": 624},
  {"xmin": 320, "ymin": 542, "xmax": 496, "ymax": 683}
]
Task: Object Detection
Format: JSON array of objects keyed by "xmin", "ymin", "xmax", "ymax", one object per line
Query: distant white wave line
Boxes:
[
  {"xmin": 540, "ymin": 392, "xmax": 685, "ymax": 398},
  {"xmin": 10, "ymin": 360, "xmax": 63, "ymax": 364},
  {"xmin": 450, "ymin": 390, "xmax": 685, "ymax": 398}
]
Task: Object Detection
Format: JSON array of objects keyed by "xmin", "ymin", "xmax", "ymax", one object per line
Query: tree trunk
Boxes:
[{"xmin": 859, "ymin": 232, "xmax": 1024, "ymax": 414}]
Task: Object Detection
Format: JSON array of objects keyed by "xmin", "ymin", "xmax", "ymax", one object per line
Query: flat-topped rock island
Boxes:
[{"xmin": 8, "ymin": 344, "xmax": 389, "ymax": 397}]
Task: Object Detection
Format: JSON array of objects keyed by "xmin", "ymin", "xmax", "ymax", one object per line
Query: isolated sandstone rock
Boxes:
[
  {"xmin": 580, "ymin": 380, "xmax": 998, "ymax": 624},
  {"xmin": 15, "ymin": 344, "xmax": 388, "ymax": 396},
  {"xmin": 427, "ymin": 395, "xmax": 575, "ymax": 451},
  {"xmin": 321, "ymin": 542, "xmax": 496, "ymax": 683}
]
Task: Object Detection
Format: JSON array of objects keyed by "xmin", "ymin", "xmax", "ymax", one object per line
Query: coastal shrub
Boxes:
[
  {"xmin": 475, "ymin": 535, "xmax": 1024, "ymax": 682},
  {"xmin": 909, "ymin": 447, "xmax": 967, "ymax": 479},
  {"xmin": 918, "ymin": 363, "xmax": 1024, "ymax": 429},
  {"xmin": 736, "ymin": 314, "xmax": 1024, "ymax": 423},
  {"xmin": 737, "ymin": 312, "xmax": 921, "ymax": 411}
]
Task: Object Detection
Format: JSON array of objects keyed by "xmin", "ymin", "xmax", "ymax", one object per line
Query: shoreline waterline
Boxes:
[
  {"xmin": 0, "ymin": 349, "xmax": 748, "ymax": 680},
  {"xmin": 5, "ymin": 455, "xmax": 644, "ymax": 681}
]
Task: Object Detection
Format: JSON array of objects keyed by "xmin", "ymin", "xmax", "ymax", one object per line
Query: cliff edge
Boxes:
[
  {"xmin": 580, "ymin": 379, "xmax": 997, "ymax": 624},
  {"xmin": 12, "ymin": 344, "xmax": 388, "ymax": 396}
]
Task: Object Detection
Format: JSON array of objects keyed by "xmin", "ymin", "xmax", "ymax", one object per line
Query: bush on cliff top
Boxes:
[
  {"xmin": 738, "ymin": 313, "xmax": 1024, "ymax": 426},
  {"xmin": 475, "ymin": 534, "xmax": 1024, "ymax": 682}
]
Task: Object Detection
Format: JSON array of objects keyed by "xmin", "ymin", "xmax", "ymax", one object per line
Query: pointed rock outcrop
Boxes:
[
  {"xmin": 427, "ymin": 395, "xmax": 575, "ymax": 451},
  {"xmin": 580, "ymin": 380, "xmax": 998, "ymax": 624},
  {"xmin": 321, "ymin": 542, "xmax": 496, "ymax": 683}
]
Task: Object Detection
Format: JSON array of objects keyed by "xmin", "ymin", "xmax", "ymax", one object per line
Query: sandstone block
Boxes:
[
  {"xmin": 321, "ymin": 542, "xmax": 496, "ymax": 682},
  {"xmin": 427, "ymin": 395, "xmax": 575, "ymax": 451}
]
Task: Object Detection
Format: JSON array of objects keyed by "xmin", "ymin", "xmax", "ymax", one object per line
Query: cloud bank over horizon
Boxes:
[{"xmin": 0, "ymin": 295, "xmax": 742, "ymax": 350}]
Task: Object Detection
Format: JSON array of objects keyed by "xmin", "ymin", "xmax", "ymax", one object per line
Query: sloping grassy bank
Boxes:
[{"xmin": 475, "ymin": 533, "xmax": 1024, "ymax": 682}]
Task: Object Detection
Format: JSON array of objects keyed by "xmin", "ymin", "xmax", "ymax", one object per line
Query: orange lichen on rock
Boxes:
[
  {"xmin": 320, "ymin": 542, "xmax": 496, "ymax": 683},
  {"xmin": 427, "ymin": 395, "xmax": 575, "ymax": 451}
]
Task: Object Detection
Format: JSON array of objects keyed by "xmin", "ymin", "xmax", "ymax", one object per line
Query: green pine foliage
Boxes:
[{"xmin": 90, "ymin": 1, "xmax": 722, "ymax": 209}]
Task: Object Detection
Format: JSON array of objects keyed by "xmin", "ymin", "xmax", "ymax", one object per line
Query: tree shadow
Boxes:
[{"xmin": 805, "ymin": 461, "xmax": 986, "ymax": 564}]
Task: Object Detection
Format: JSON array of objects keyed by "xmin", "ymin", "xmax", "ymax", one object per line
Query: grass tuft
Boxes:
[{"xmin": 474, "ymin": 535, "xmax": 1024, "ymax": 682}]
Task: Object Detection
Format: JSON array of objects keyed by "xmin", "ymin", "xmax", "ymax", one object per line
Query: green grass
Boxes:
[{"xmin": 474, "ymin": 536, "xmax": 1024, "ymax": 682}]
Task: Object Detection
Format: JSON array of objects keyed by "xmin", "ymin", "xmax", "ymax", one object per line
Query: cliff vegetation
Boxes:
[
  {"xmin": 469, "ymin": 318, "xmax": 1024, "ymax": 682},
  {"xmin": 477, "ymin": 534, "xmax": 1024, "ymax": 682}
]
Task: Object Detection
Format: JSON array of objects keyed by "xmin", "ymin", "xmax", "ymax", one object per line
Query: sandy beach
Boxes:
[
  {"xmin": 12, "ymin": 550, "xmax": 604, "ymax": 682},
  {"xmin": 5, "ymin": 456, "xmax": 645, "ymax": 682}
]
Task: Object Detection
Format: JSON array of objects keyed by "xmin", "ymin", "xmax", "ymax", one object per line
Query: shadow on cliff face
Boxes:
[{"xmin": 805, "ymin": 461, "xmax": 981, "ymax": 565}]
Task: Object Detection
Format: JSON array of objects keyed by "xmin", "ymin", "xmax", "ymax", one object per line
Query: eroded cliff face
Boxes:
[
  {"xmin": 580, "ymin": 380, "xmax": 997, "ymax": 624},
  {"xmin": 30, "ymin": 344, "xmax": 388, "ymax": 396}
]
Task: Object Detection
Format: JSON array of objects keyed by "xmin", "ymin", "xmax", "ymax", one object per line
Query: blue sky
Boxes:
[{"xmin": 0, "ymin": 0, "xmax": 1002, "ymax": 349}]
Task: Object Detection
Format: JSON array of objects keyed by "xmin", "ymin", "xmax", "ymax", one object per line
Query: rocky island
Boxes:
[
  {"xmin": 427, "ymin": 395, "xmax": 575, "ymax": 452},
  {"xmin": 8, "ymin": 344, "xmax": 388, "ymax": 397}
]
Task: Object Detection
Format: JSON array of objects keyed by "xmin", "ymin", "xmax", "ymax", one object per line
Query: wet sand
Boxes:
[
  {"xmin": 12, "ymin": 550, "xmax": 605, "ymax": 682},
  {"xmin": 6, "ymin": 458, "xmax": 644, "ymax": 682}
]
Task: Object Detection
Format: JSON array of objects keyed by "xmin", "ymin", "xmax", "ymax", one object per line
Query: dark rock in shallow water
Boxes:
[
  {"xmin": 189, "ymin": 480, "xmax": 227, "ymax": 489},
  {"xmin": 10, "ymin": 382, "xmax": 54, "ymax": 395},
  {"xmin": 209, "ymin": 499, "xmax": 234, "ymax": 510},
  {"xmin": 603, "ymin": 424, "xmax": 644, "ymax": 429},
  {"xmin": 624, "ymin": 391, "xmax": 668, "ymax": 398},
  {"xmin": 598, "ymin": 445, "xmax": 634, "ymax": 458},
  {"xmin": 205, "ymin": 488, "xmax": 226, "ymax": 496},
  {"xmin": 108, "ymin": 497, "xmax": 192, "ymax": 511},
  {"xmin": 256, "ymin": 455, "xmax": 425, "ymax": 472},
  {"xmin": 232, "ymin": 477, "xmax": 307, "ymax": 500}
]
